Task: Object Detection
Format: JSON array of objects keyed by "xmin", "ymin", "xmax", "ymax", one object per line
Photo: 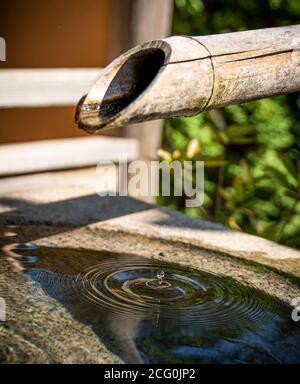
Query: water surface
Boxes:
[{"xmin": 8, "ymin": 245, "xmax": 300, "ymax": 363}]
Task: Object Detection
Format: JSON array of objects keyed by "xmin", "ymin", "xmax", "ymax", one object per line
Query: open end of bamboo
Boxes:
[
  {"xmin": 76, "ymin": 47, "xmax": 166, "ymax": 131},
  {"xmin": 100, "ymin": 48, "xmax": 165, "ymax": 120}
]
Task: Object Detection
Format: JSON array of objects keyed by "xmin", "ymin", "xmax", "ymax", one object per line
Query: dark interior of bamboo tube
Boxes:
[{"xmin": 99, "ymin": 48, "xmax": 165, "ymax": 120}]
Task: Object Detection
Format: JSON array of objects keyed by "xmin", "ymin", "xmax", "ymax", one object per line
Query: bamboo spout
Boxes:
[{"xmin": 75, "ymin": 25, "xmax": 300, "ymax": 132}]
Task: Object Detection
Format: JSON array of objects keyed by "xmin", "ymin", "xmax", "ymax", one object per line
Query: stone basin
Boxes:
[{"xmin": 0, "ymin": 168, "xmax": 300, "ymax": 363}]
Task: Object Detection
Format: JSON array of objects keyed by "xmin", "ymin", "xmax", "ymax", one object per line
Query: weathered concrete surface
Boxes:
[
  {"xmin": 1, "ymin": 168, "xmax": 300, "ymax": 277},
  {"xmin": 0, "ymin": 168, "xmax": 300, "ymax": 363},
  {"xmin": 0, "ymin": 257, "xmax": 122, "ymax": 364}
]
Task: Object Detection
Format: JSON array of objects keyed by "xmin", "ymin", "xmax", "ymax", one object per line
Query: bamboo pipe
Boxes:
[{"xmin": 75, "ymin": 25, "xmax": 300, "ymax": 132}]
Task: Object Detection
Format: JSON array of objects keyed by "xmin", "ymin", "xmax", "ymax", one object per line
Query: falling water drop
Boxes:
[{"xmin": 156, "ymin": 270, "xmax": 165, "ymax": 285}]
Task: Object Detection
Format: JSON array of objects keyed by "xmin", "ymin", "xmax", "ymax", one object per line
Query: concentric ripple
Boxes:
[
  {"xmin": 17, "ymin": 250, "xmax": 285, "ymax": 328},
  {"xmin": 64, "ymin": 257, "xmax": 284, "ymax": 328}
]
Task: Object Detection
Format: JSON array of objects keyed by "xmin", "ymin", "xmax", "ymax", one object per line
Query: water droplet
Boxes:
[{"xmin": 156, "ymin": 270, "xmax": 165, "ymax": 285}]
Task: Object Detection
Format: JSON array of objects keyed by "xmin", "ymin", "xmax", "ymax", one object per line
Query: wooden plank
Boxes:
[
  {"xmin": 0, "ymin": 68, "xmax": 102, "ymax": 108},
  {"xmin": 122, "ymin": 0, "xmax": 174, "ymax": 203},
  {"xmin": 132, "ymin": 0, "xmax": 173, "ymax": 45},
  {"xmin": 126, "ymin": 0, "xmax": 174, "ymax": 160},
  {"xmin": 0, "ymin": 136, "xmax": 139, "ymax": 176}
]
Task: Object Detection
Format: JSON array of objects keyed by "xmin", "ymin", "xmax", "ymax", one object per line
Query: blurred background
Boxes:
[
  {"xmin": 1, "ymin": 0, "xmax": 300, "ymax": 248},
  {"xmin": 160, "ymin": 0, "xmax": 300, "ymax": 249}
]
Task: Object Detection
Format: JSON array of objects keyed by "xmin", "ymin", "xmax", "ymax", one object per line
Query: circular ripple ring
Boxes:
[{"xmin": 64, "ymin": 258, "xmax": 284, "ymax": 328}]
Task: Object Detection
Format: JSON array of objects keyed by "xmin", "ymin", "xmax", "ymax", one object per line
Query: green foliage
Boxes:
[{"xmin": 159, "ymin": 0, "xmax": 300, "ymax": 248}]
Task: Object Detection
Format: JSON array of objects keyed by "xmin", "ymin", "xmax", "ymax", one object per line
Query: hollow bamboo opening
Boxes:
[{"xmin": 100, "ymin": 48, "xmax": 165, "ymax": 122}]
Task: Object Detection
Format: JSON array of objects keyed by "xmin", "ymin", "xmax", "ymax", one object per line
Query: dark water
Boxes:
[{"xmin": 13, "ymin": 245, "xmax": 300, "ymax": 363}]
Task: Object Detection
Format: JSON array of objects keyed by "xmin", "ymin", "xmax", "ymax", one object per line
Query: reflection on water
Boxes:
[{"xmin": 11, "ymin": 246, "xmax": 300, "ymax": 363}]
